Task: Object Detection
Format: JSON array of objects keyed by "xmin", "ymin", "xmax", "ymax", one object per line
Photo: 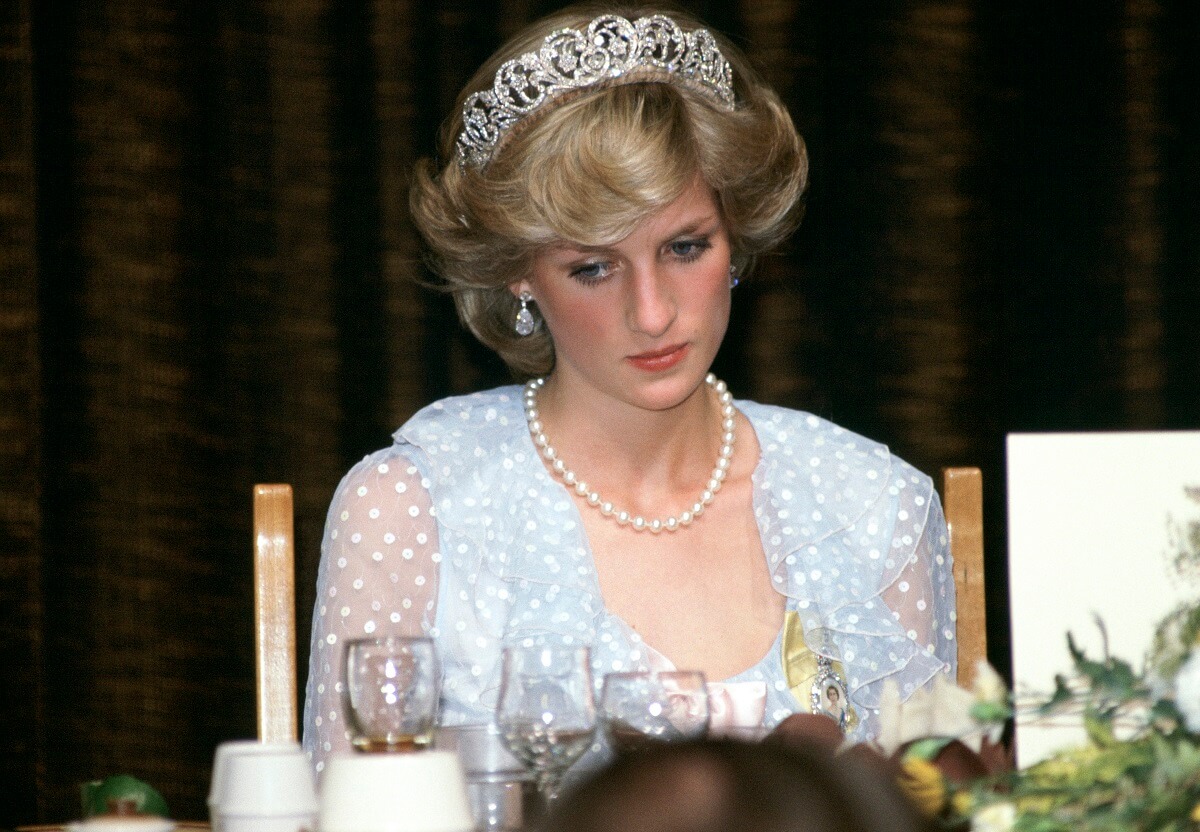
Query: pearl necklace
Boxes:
[{"xmin": 522, "ymin": 373, "xmax": 736, "ymax": 534}]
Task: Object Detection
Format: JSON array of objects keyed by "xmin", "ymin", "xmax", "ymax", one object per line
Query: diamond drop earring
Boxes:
[
  {"xmin": 729, "ymin": 265, "xmax": 739, "ymax": 289},
  {"xmin": 514, "ymin": 290, "xmax": 536, "ymax": 336}
]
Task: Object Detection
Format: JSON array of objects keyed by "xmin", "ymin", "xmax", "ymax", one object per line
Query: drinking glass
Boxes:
[
  {"xmin": 600, "ymin": 670, "xmax": 710, "ymax": 753},
  {"xmin": 496, "ymin": 645, "xmax": 596, "ymax": 804},
  {"xmin": 436, "ymin": 724, "xmax": 534, "ymax": 831},
  {"xmin": 343, "ymin": 636, "xmax": 439, "ymax": 752}
]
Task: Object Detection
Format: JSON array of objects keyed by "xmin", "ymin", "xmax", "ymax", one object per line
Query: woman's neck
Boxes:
[{"xmin": 529, "ymin": 373, "xmax": 723, "ymax": 513}]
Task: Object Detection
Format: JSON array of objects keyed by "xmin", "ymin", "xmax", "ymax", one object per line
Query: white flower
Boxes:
[
  {"xmin": 972, "ymin": 661, "xmax": 1007, "ymax": 706},
  {"xmin": 971, "ymin": 802, "xmax": 1016, "ymax": 832},
  {"xmin": 875, "ymin": 674, "xmax": 976, "ymax": 755},
  {"xmin": 1175, "ymin": 648, "xmax": 1200, "ymax": 732}
]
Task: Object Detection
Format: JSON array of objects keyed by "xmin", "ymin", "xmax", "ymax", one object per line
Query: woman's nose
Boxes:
[{"xmin": 626, "ymin": 266, "xmax": 676, "ymax": 337}]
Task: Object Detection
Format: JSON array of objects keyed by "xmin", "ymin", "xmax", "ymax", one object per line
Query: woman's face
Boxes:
[{"xmin": 517, "ymin": 178, "xmax": 732, "ymax": 414}]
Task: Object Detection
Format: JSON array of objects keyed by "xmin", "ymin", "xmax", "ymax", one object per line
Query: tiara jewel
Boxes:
[{"xmin": 456, "ymin": 14, "xmax": 735, "ymax": 169}]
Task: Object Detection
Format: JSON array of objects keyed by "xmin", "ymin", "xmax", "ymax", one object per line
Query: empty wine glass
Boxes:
[
  {"xmin": 600, "ymin": 670, "xmax": 710, "ymax": 753},
  {"xmin": 496, "ymin": 644, "xmax": 596, "ymax": 804},
  {"xmin": 343, "ymin": 636, "xmax": 440, "ymax": 752}
]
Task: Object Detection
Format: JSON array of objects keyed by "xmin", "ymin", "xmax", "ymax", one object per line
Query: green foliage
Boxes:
[
  {"xmin": 950, "ymin": 628, "xmax": 1200, "ymax": 832},
  {"xmin": 1149, "ymin": 601, "xmax": 1200, "ymax": 683},
  {"xmin": 972, "ymin": 700, "xmax": 1014, "ymax": 724},
  {"xmin": 80, "ymin": 775, "xmax": 169, "ymax": 818},
  {"xmin": 905, "ymin": 736, "xmax": 956, "ymax": 762}
]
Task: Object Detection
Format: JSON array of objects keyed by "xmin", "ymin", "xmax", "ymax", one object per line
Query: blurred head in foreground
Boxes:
[{"xmin": 537, "ymin": 739, "xmax": 933, "ymax": 832}]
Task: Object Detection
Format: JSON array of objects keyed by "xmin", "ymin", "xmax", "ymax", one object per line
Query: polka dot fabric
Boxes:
[{"xmin": 302, "ymin": 387, "xmax": 956, "ymax": 773}]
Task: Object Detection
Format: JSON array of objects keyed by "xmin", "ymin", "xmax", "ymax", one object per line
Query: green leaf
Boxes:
[
  {"xmin": 1150, "ymin": 698, "xmax": 1184, "ymax": 729},
  {"xmin": 972, "ymin": 700, "xmax": 1014, "ymax": 724},
  {"xmin": 81, "ymin": 775, "xmax": 169, "ymax": 818},
  {"xmin": 1039, "ymin": 674, "xmax": 1076, "ymax": 715},
  {"xmin": 903, "ymin": 736, "xmax": 954, "ymax": 761},
  {"xmin": 1067, "ymin": 632, "xmax": 1124, "ymax": 694},
  {"xmin": 1014, "ymin": 815, "xmax": 1069, "ymax": 832}
]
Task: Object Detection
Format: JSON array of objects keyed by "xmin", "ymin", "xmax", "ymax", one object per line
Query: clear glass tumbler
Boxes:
[{"xmin": 343, "ymin": 636, "xmax": 439, "ymax": 752}]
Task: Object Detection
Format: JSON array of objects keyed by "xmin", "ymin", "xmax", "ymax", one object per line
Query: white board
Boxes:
[{"xmin": 1006, "ymin": 431, "xmax": 1200, "ymax": 766}]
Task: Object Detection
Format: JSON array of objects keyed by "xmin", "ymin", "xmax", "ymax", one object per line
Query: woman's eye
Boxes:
[
  {"xmin": 569, "ymin": 262, "xmax": 609, "ymax": 284},
  {"xmin": 669, "ymin": 238, "xmax": 711, "ymax": 261}
]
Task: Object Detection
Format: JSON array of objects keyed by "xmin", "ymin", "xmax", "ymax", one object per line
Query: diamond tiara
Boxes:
[{"xmin": 455, "ymin": 14, "xmax": 736, "ymax": 170}]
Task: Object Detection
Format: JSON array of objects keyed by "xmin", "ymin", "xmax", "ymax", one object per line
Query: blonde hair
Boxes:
[{"xmin": 410, "ymin": 3, "xmax": 808, "ymax": 378}]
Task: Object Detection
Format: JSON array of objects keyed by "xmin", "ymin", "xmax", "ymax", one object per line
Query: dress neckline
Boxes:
[{"xmin": 517, "ymin": 399, "xmax": 785, "ymax": 683}]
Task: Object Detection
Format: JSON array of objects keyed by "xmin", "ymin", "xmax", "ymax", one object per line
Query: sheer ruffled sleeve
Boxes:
[
  {"xmin": 302, "ymin": 445, "xmax": 440, "ymax": 774},
  {"xmin": 878, "ymin": 481, "xmax": 957, "ymax": 692},
  {"xmin": 745, "ymin": 402, "xmax": 956, "ymax": 740},
  {"xmin": 830, "ymin": 465, "xmax": 956, "ymax": 739}
]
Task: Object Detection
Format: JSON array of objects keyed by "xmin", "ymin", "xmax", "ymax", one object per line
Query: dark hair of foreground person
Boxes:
[{"xmin": 537, "ymin": 738, "xmax": 935, "ymax": 832}]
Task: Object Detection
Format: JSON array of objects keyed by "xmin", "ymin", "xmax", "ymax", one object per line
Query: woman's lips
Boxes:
[{"xmin": 627, "ymin": 343, "xmax": 689, "ymax": 372}]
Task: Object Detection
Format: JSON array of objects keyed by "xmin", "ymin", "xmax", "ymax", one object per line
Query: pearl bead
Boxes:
[{"xmin": 524, "ymin": 374, "xmax": 734, "ymax": 533}]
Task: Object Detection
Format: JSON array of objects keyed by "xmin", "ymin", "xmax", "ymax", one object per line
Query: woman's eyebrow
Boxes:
[
  {"xmin": 549, "ymin": 242, "xmax": 613, "ymax": 259},
  {"xmin": 663, "ymin": 214, "xmax": 721, "ymax": 238},
  {"xmin": 549, "ymin": 214, "xmax": 722, "ymax": 258}
]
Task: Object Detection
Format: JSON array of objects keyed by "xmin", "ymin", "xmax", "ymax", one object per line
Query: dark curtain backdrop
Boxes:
[{"xmin": 3, "ymin": 0, "xmax": 1199, "ymax": 823}]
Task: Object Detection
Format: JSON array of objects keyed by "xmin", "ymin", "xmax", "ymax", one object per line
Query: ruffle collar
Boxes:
[{"xmin": 396, "ymin": 388, "xmax": 944, "ymax": 703}]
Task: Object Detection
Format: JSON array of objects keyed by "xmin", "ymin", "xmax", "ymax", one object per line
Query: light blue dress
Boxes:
[{"xmin": 302, "ymin": 386, "xmax": 956, "ymax": 774}]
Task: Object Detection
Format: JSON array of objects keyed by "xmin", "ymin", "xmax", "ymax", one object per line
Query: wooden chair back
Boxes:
[
  {"xmin": 942, "ymin": 467, "xmax": 987, "ymax": 688},
  {"xmin": 253, "ymin": 483, "xmax": 298, "ymax": 743}
]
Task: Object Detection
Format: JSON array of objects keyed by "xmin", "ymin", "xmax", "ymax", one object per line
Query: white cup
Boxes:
[
  {"xmin": 208, "ymin": 740, "xmax": 316, "ymax": 832},
  {"xmin": 318, "ymin": 751, "xmax": 473, "ymax": 832},
  {"xmin": 209, "ymin": 741, "xmax": 301, "ymax": 808},
  {"xmin": 221, "ymin": 819, "xmax": 316, "ymax": 832}
]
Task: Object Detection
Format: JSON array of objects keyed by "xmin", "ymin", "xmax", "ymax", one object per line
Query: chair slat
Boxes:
[
  {"xmin": 254, "ymin": 483, "xmax": 297, "ymax": 743},
  {"xmin": 942, "ymin": 467, "xmax": 986, "ymax": 688}
]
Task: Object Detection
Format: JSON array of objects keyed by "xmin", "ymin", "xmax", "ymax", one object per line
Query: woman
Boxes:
[{"xmin": 303, "ymin": 4, "xmax": 955, "ymax": 774}]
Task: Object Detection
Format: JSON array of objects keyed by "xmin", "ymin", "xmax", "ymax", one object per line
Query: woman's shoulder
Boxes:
[
  {"xmin": 328, "ymin": 385, "xmax": 528, "ymax": 504},
  {"xmin": 739, "ymin": 400, "xmax": 933, "ymax": 494},
  {"xmin": 392, "ymin": 385, "xmax": 527, "ymax": 449},
  {"xmin": 379, "ymin": 385, "xmax": 542, "ymax": 522}
]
